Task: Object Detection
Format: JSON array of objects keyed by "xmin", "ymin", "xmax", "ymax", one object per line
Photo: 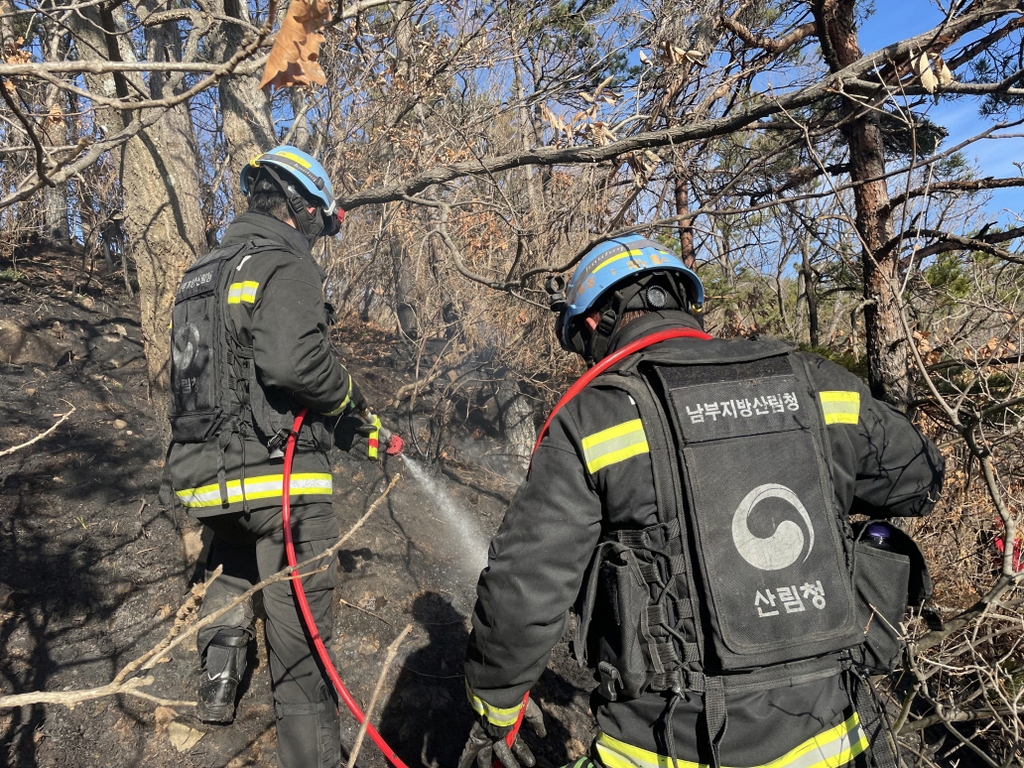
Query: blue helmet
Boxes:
[
  {"xmin": 240, "ymin": 145, "xmax": 343, "ymax": 239},
  {"xmin": 556, "ymin": 234, "xmax": 704, "ymax": 353},
  {"xmin": 241, "ymin": 146, "xmax": 335, "ymax": 208}
]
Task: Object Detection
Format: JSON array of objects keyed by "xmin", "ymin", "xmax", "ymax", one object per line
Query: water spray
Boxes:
[{"xmin": 402, "ymin": 456, "xmax": 489, "ymax": 576}]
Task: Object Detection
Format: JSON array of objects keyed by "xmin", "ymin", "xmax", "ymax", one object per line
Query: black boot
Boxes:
[{"xmin": 197, "ymin": 629, "xmax": 248, "ymax": 724}]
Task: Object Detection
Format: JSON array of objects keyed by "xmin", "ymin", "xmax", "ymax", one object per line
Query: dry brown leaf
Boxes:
[
  {"xmin": 541, "ymin": 104, "xmax": 567, "ymax": 134},
  {"xmin": 260, "ymin": 0, "xmax": 332, "ymax": 92},
  {"xmin": 911, "ymin": 52, "xmax": 939, "ymax": 93},
  {"xmin": 167, "ymin": 721, "xmax": 204, "ymax": 752},
  {"xmin": 661, "ymin": 42, "xmax": 685, "ymax": 65},
  {"xmin": 593, "ymin": 75, "xmax": 615, "ymax": 99}
]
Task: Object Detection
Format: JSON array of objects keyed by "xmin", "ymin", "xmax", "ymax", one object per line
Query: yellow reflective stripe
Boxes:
[
  {"xmin": 761, "ymin": 714, "xmax": 865, "ymax": 768},
  {"xmin": 227, "ymin": 280, "xmax": 259, "ymax": 305},
  {"xmin": 581, "ymin": 419, "xmax": 649, "ymax": 473},
  {"xmin": 324, "ymin": 375, "xmax": 353, "ymax": 417},
  {"xmin": 175, "ymin": 472, "xmax": 332, "ymax": 509},
  {"xmin": 595, "ymin": 712, "xmax": 864, "ymax": 768},
  {"xmin": 819, "ymin": 391, "xmax": 860, "ymax": 425},
  {"xmin": 592, "ymin": 248, "xmax": 645, "ymax": 275},
  {"xmin": 275, "ymin": 150, "xmax": 312, "ymax": 168},
  {"xmin": 465, "ymin": 681, "xmax": 523, "ymax": 728}
]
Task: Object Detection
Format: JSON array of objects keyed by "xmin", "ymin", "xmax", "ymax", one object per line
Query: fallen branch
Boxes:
[
  {"xmin": 346, "ymin": 623, "xmax": 413, "ymax": 768},
  {"xmin": 0, "ymin": 474, "xmax": 401, "ymax": 710},
  {"xmin": 0, "ymin": 405, "xmax": 75, "ymax": 459},
  {"xmin": 339, "ymin": 598, "xmax": 395, "ymax": 628},
  {"xmin": 0, "ymin": 675, "xmax": 175, "ymax": 709}
]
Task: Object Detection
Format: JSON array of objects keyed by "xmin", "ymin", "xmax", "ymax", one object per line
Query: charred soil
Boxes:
[{"xmin": 0, "ymin": 246, "xmax": 595, "ymax": 768}]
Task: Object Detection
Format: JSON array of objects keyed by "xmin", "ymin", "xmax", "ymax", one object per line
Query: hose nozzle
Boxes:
[{"xmin": 360, "ymin": 410, "xmax": 405, "ymax": 458}]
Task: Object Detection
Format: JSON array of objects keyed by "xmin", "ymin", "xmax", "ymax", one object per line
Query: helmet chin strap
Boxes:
[
  {"xmin": 252, "ymin": 166, "xmax": 328, "ymax": 243},
  {"xmin": 586, "ymin": 296, "xmax": 625, "ymax": 364}
]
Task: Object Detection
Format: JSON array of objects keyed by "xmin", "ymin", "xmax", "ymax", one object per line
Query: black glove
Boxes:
[
  {"xmin": 458, "ymin": 698, "xmax": 546, "ymax": 768},
  {"xmin": 333, "ymin": 413, "xmax": 377, "ymax": 461},
  {"xmin": 346, "ymin": 379, "xmax": 367, "ymax": 414}
]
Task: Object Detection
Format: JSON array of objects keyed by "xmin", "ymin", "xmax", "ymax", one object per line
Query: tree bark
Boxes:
[
  {"xmin": 799, "ymin": 234, "xmax": 820, "ymax": 348},
  {"xmin": 674, "ymin": 167, "xmax": 696, "ymax": 269},
  {"xmin": 813, "ymin": 0, "xmax": 907, "ymax": 407},
  {"xmin": 390, "ymin": 233, "xmax": 419, "ymax": 339},
  {"xmin": 40, "ymin": 20, "xmax": 70, "ymax": 246},
  {"xmin": 386, "ymin": 1, "xmax": 422, "ymax": 341},
  {"xmin": 69, "ymin": 5, "xmax": 205, "ymax": 400},
  {"xmin": 494, "ymin": 374, "xmax": 534, "ymax": 473},
  {"xmin": 212, "ymin": 0, "xmax": 277, "ymax": 214}
]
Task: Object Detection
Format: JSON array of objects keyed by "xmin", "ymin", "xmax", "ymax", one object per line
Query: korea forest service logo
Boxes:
[
  {"xmin": 731, "ymin": 483, "xmax": 815, "ymax": 571},
  {"xmin": 172, "ymin": 323, "xmax": 201, "ymax": 372}
]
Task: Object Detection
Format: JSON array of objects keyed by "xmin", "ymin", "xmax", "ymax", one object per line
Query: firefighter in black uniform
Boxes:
[
  {"xmin": 459, "ymin": 234, "xmax": 944, "ymax": 768},
  {"xmin": 168, "ymin": 146, "xmax": 363, "ymax": 768}
]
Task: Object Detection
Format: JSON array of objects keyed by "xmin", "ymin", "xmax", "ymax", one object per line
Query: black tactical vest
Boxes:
[
  {"xmin": 169, "ymin": 240, "xmax": 256, "ymax": 444},
  {"xmin": 574, "ymin": 338, "xmax": 862, "ymax": 702}
]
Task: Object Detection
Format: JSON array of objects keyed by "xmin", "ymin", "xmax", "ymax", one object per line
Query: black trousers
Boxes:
[{"xmin": 197, "ymin": 501, "xmax": 341, "ymax": 767}]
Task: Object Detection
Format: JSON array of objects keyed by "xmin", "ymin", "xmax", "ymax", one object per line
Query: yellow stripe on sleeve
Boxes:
[
  {"xmin": 465, "ymin": 681, "xmax": 524, "ymax": 728},
  {"xmin": 819, "ymin": 391, "xmax": 860, "ymax": 425},
  {"xmin": 581, "ymin": 419, "xmax": 649, "ymax": 473}
]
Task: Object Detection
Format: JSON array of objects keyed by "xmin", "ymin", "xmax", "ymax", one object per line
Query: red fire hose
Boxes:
[
  {"xmin": 532, "ymin": 327, "xmax": 712, "ymax": 458},
  {"xmin": 282, "ymin": 408, "xmax": 409, "ymax": 768},
  {"xmin": 285, "ymin": 340, "xmax": 679, "ymax": 768}
]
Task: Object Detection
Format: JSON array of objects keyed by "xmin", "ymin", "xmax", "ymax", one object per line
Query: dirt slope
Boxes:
[{"xmin": 0, "ymin": 247, "xmax": 595, "ymax": 768}]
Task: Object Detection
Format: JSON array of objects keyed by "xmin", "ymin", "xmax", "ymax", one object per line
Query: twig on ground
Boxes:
[
  {"xmin": 346, "ymin": 623, "xmax": 413, "ymax": 768},
  {"xmin": 0, "ymin": 405, "xmax": 75, "ymax": 458},
  {"xmin": 339, "ymin": 598, "xmax": 395, "ymax": 627}
]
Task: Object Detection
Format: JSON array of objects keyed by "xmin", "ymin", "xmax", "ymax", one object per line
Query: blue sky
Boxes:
[{"xmin": 859, "ymin": 1, "xmax": 1024, "ymax": 224}]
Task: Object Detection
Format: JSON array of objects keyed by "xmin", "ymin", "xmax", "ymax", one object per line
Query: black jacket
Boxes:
[
  {"xmin": 464, "ymin": 311, "xmax": 944, "ymax": 766},
  {"xmin": 168, "ymin": 212, "xmax": 358, "ymax": 516}
]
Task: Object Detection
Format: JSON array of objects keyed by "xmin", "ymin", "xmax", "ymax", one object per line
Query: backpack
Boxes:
[
  {"xmin": 572, "ymin": 338, "xmax": 929, "ymax": 767},
  {"xmin": 169, "ymin": 240, "xmax": 258, "ymax": 443}
]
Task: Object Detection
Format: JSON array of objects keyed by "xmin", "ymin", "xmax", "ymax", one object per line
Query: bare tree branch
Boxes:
[
  {"xmin": 719, "ymin": 14, "xmax": 818, "ymax": 54},
  {"xmin": 345, "ymin": 623, "xmax": 413, "ymax": 768}
]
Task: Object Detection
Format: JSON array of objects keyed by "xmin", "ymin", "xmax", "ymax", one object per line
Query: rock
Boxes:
[
  {"xmin": 0, "ymin": 318, "xmax": 72, "ymax": 366},
  {"xmin": 167, "ymin": 721, "xmax": 204, "ymax": 752},
  {"xmin": 0, "ymin": 319, "xmax": 26, "ymax": 363},
  {"xmin": 113, "ymin": 419, "xmax": 128, "ymax": 430},
  {"xmin": 0, "ymin": 582, "xmax": 16, "ymax": 609},
  {"xmin": 181, "ymin": 528, "xmax": 204, "ymax": 563}
]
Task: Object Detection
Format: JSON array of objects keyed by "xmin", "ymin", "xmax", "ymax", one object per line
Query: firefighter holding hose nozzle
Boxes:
[
  {"xmin": 166, "ymin": 145, "xmax": 399, "ymax": 768},
  {"xmin": 460, "ymin": 234, "xmax": 944, "ymax": 768}
]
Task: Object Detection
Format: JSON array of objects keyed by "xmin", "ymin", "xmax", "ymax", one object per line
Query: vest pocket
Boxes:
[
  {"xmin": 170, "ymin": 293, "xmax": 225, "ymax": 442},
  {"xmin": 595, "ymin": 545, "xmax": 653, "ymax": 700},
  {"xmin": 852, "ymin": 541, "xmax": 910, "ymax": 673}
]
